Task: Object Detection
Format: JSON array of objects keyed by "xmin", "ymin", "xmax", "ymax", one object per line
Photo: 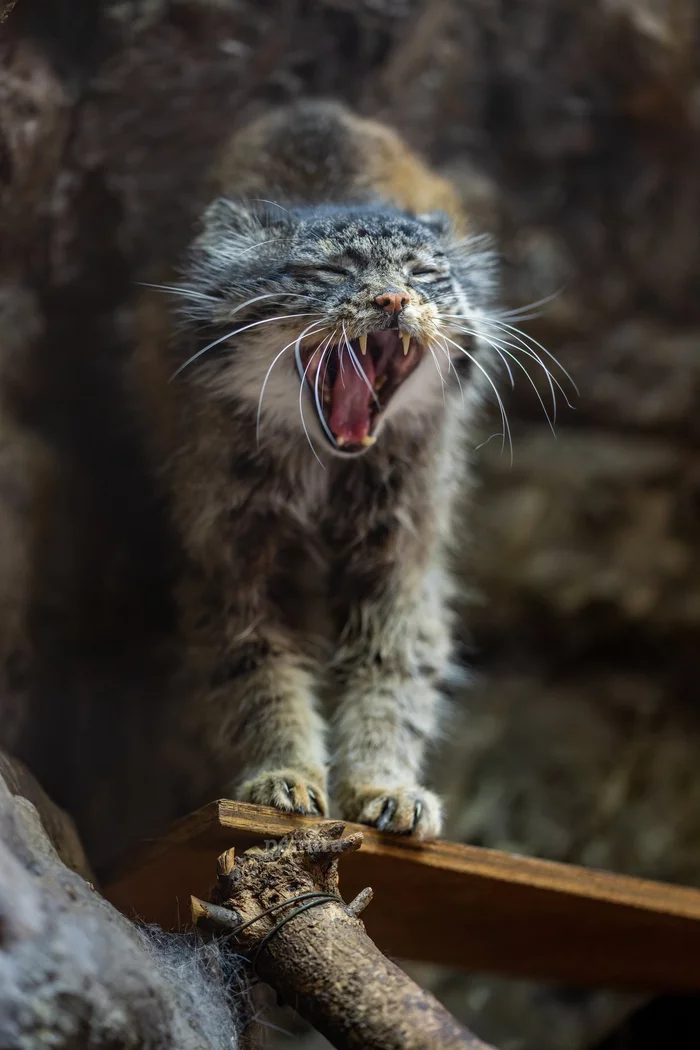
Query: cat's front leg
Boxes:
[
  {"xmin": 329, "ymin": 582, "xmax": 450, "ymax": 839},
  {"xmin": 327, "ymin": 456, "xmax": 455, "ymax": 841},
  {"xmin": 222, "ymin": 635, "xmax": 328, "ymax": 816},
  {"xmin": 179, "ymin": 522, "xmax": 328, "ymax": 817}
]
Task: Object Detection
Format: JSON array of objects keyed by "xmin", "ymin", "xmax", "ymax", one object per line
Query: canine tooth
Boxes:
[
  {"xmin": 336, "ymin": 436, "xmax": 346, "ymax": 447},
  {"xmin": 361, "ymin": 435, "xmax": 376, "ymax": 447},
  {"xmin": 401, "ymin": 333, "xmax": 411, "ymax": 356},
  {"xmin": 359, "ymin": 334, "xmax": 368, "ymax": 355}
]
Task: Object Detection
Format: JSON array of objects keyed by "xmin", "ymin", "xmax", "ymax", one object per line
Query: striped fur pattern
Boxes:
[{"xmin": 147, "ymin": 101, "xmax": 498, "ymax": 839}]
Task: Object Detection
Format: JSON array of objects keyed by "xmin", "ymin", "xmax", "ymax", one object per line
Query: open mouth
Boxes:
[{"xmin": 296, "ymin": 330, "xmax": 423, "ymax": 453}]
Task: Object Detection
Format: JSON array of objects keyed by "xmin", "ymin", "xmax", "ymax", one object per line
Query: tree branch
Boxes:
[{"xmin": 194, "ymin": 822, "xmax": 497, "ymax": 1050}]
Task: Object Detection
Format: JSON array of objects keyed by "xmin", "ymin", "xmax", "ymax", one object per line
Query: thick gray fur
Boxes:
[{"xmin": 160, "ymin": 101, "xmax": 498, "ymax": 839}]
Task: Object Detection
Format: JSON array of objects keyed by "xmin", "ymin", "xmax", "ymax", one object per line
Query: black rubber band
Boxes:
[
  {"xmin": 250, "ymin": 893, "xmax": 341, "ymax": 977},
  {"xmin": 221, "ymin": 888, "xmax": 343, "ymax": 968}
]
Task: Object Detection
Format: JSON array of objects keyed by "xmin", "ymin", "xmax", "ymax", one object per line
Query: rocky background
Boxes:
[{"xmin": 1, "ymin": 1, "xmax": 699, "ymax": 1048}]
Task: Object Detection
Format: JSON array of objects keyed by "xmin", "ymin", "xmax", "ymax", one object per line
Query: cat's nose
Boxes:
[{"xmin": 375, "ymin": 288, "xmax": 411, "ymax": 314}]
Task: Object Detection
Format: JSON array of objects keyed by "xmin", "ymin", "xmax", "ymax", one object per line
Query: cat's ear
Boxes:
[
  {"xmin": 201, "ymin": 198, "xmax": 257, "ymax": 236},
  {"xmin": 201, "ymin": 197, "xmax": 291, "ymax": 238},
  {"xmin": 193, "ymin": 197, "xmax": 292, "ymax": 263},
  {"xmin": 415, "ymin": 210, "xmax": 453, "ymax": 238}
]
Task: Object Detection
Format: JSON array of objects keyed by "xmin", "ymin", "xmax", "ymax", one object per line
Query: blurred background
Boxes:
[{"xmin": 1, "ymin": 1, "xmax": 699, "ymax": 1047}]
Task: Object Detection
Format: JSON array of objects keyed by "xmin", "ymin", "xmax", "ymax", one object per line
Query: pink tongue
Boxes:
[{"xmin": 329, "ymin": 351, "xmax": 375, "ymax": 445}]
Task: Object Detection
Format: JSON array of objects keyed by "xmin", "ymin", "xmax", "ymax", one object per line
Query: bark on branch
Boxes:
[{"xmin": 193, "ymin": 822, "xmax": 497, "ymax": 1050}]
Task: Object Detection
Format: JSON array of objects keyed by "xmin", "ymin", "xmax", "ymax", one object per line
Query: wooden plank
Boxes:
[{"xmin": 104, "ymin": 800, "xmax": 700, "ymax": 991}]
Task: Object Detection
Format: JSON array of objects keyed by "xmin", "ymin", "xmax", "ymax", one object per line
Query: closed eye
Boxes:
[
  {"xmin": 315, "ymin": 264, "xmax": 350, "ymax": 277},
  {"xmin": 407, "ymin": 262, "xmax": 445, "ymax": 279},
  {"xmin": 290, "ymin": 262, "xmax": 350, "ymax": 283}
]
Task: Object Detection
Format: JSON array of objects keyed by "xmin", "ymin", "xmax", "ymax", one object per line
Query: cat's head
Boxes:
[{"xmin": 176, "ymin": 198, "xmax": 497, "ymax": 457}]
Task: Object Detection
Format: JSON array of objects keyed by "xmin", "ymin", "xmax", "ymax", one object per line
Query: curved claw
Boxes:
[
  {"xmin": 377, "ymin": 798, "xmax": 397, "ymax": 832},
  {"xmin": 307, "ymin": 787, "xmax": 323, "ymax": 815}
]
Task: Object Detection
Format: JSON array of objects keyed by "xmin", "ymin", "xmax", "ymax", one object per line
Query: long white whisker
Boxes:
[
  {"xmin": 485, "ymin": 338, "xmax": 556, "ymax": 435},
  {"xmin": 320, "ymin": 327, "xmax": 339, "ymax": 407},
  {"xmin": 440, "ymin": 289, "xmax": 562, "ymax": 324},
  {"xmin": 493, "ymin": 289, "xmax": 564, "ymax": 320},
  {"xmin": 480, "ymin": 317, "xmax": 578, "ymax": 395},
  {"xmin": 232, "ymin": 239, "xmax": 273, "ymax": 257},
  {"xmin": 256, "ymin": 320, "xmax": 327, "ymax": 447},
  {"xmin": 485, "ymin": 330, "xmax": 569, "ymax": 418},
  {"xmin": 428, "ymin": 345, "xmax": 447, "ymax": 404},
  {"xmin": 290, "ymin": 293, "xmax": 327, "ymax": 304},
  {"xmin": 340, "ymin": 323, "xmax": 356, "ymax": 378},
  {"xmin": 170, "ymin": 312, "xmax": 318, "ymax": 379},
  {"xmin": 341, "ymin": 324, "xmax": 361, "ymax": 383},
  {"xmin": 439, "ymin": 338, "xmax": 466, "ymax": 400},
  {"xmin": 342, "ymin": 325, "xmax": 379, "ymax": 405},
  {"xmin": 442, "ymin": 314, "xmax": 515, "ymax": 390},
  {"xmin": 449, "ymin": 320, "xmax": 573, "ymax": 416},
  {"xmin": 456, "ymin": 327, "xmax": 516, "ymax": 389},
  {"xmin": 490, "ymin": 339, "xmax": 516, "ymax": 389},
  {"xmin": 475, "ymin": 320, "xmax": 576, "ymax": 412},
  {"xmin": 170, "ymin": 289, "xmax": 321, "ymax": 333},
  {"xmin": 136, "ymin": 282, "xmax": 216, "ymax": 301},
  {"xmin": 295, "ymin": 338, "xmax": 326, "ymax": 468},
  {"xmin": 492, "ymin": 309, "xmax": 544, "ymax": 322},
  {"xmin": 338, "ymin": 329, "xmax": 346, "ymax": 386},
  {"xmin": 475, "ymin": 431, "xmax": 507, "ymax": 452},
  {"xmin": 314, "ymin": 332, "xmax": 340, "ymax": 448},
  {"xmin": 171, "ymin": 289, "xmax": 320, "ymax": 359},
  {"xmin": 229, "ymin": 290, "xmax": 327, "ymax": 305},
  {"xmin": 225, "ymin": 292, "xmax": 318, "ymax": 315},
  {"xmin": 441, "ymin": 309, "xmax": 575, "ymax": 394},
  {"xmin": 440, "ymin": 332, "xmax": 513, "ymax": 463},
  {"xmin": 449, "ymin": 322, "xmax": 559, "ymax": 422},
  {"xmin": 434, "ymin": 338, "xmax": 464, "ymax": 406},
  {"xmin": 251, "ymin": 198, "xmax": 290, "ymax": 214}
]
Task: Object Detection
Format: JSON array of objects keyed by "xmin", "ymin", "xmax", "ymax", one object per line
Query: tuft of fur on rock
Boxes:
[
  {"xmin": 0, "ymin": 876, "xmax": 249, "ymax": 1050},
  {"xmin": 139, "ymin": 927, "xmax": 251, "ymax": 1050},
  {"xmin": 0, "ymin": 768, "xmax": 249, "ymax": 1050}
]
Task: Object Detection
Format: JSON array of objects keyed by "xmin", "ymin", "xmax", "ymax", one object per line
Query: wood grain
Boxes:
[{"xmin": 104, "ymin": 801, "xmax": 700, "ymax": 991}]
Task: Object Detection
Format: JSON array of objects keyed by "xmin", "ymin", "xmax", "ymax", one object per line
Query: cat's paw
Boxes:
[
  {"xmin": 237, "ymin": 768, "xmax": 328, "ymax": 817},
  {"xmin": 338, "ymin": 783, "xmax": 443, "ymax": 841}
]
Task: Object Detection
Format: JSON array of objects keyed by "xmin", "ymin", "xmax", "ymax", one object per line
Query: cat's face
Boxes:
[{"xmin": 178, "ymin": 199, "xmax": 496, "ymax": 457}]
